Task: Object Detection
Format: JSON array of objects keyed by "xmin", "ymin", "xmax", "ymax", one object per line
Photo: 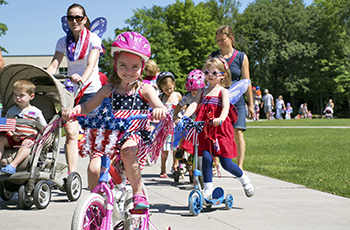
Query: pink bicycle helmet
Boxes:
[
  {"xmin": 111, "ymin": 31, "xmax": 151, "ymax": 73},
  {"xmin": 185, "ymin": 69, "xmax": 205, "ymax": 92}
]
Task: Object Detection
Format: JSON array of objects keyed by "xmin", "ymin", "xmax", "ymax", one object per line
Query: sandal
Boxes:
[
  {"xmin": 159, "ymin": 172, "xmax": 167, "ymax": 178},
  {"xmin": 0, "ymin": 165, "xmax": 16, "ymax": 174},
  {"xmin": 133, "ymin": 193, "xmax": 149, "ymax": 210}
]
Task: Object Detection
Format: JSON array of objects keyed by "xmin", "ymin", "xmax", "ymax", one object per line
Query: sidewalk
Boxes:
[
  {"xmin": 142, "ymin": 161, "xmax": 350, "ymax": 230},
  {"xmin": 1, "ymin": 146, "xmax": 349, "ymax": 230}
]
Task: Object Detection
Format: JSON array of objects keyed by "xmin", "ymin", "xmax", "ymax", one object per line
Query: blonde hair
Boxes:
[
  {"xmin": 144, "ymin": 59, "xmax": 159, "ymax": 76},
  {"xmin": 203, "ymin": 57, "xmax": 231, "ymax": 88},
  {"xmin": 13, "ymin": 79, "xmax": 36, "ymax": 95},
  {"xmin": 216, "ymin": 25, "xmax": 236, "ymax": 49}
]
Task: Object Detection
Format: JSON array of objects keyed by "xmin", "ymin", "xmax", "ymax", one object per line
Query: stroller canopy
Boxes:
[{"xmin": 0, "ymin": 63, "xmax": 74, "ymax": 115}]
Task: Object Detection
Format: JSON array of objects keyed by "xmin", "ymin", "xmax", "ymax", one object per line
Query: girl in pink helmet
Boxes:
[{"xmin": 62, "ymin": 31, "xmax": 168, "ymax": 210}]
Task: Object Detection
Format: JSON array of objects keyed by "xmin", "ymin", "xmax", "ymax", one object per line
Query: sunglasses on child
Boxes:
[
  {"xmin": 204, "ymin": 69, "xmax": 224, "ymax": 77},
  {"xmin": 67, "ymin": 15, "xmax": 85, "ymax": 22}
]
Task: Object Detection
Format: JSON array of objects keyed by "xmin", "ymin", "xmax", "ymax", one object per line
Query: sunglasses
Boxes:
[
  {"xmin": 67, "ymin": 15, "xmax": 85, "ymax": 22},
  {"xmin": 204, "ymin": 69, "xmax": 224, "ymax": 77}
]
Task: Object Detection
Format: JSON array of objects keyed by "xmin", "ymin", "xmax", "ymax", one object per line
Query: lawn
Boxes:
[{"xmin": 241, "ymin": 119, "xmax": 350, "ymax": 198}]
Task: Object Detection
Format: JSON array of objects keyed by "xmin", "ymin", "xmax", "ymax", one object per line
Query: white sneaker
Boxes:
[
  {"xmin": 238, "ymin": 173, "xmax": 255, "ymax": 198},
  {"xmin": 203, "ymin": 182, "xmax": 213, "ymax": 199},
  {"xmin": 243, "ymin": 182, "xmax": 255, "ymax": 198}
]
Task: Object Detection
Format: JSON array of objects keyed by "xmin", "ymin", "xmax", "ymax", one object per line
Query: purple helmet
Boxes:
[
  {"xmin": 111, "ymin": 31, "xmax": 151, "ymax": 61},
  {"xmin": 185, "ymin": 69, "xmax": 205, "ymax": 92}
]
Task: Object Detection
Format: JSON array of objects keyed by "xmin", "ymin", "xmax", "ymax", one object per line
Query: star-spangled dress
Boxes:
[{"xmin": 79, "ymin": 84, "xmax": 152, "ymax": 170}]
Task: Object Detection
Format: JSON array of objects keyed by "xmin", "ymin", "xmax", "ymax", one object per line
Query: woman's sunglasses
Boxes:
[
  {"xmin": 67, "ymin": 15, "xmax": 85, "ymax": 22},
  {"xmin": 204, "ymin": 69, "xmax": 224, "ymax": 77}
]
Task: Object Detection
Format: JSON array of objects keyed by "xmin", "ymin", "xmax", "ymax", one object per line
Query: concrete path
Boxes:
[{"xmin": 1, "ymin": 145, "xmax": 349, "ymax": 230}]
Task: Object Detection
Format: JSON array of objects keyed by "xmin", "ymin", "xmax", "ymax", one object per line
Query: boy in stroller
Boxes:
[{"xmin": 0, "ymin": 80, "xmax": 47, "ymax": 174}]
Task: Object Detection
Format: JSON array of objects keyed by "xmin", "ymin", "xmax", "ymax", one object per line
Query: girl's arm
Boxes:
[
  {"xmin": 71, "ymin": 49, "xmax": 100, "ymax": 84},
  {"xmin": 242, "ymin": 54, "xmax": 255, "ymax": 119},
  {"xmin": 173, "ymin": 104, "xmax": 183, "ymax": 122},
  {"xmin": 141, "ymin": 84, "xmax": 168, "ymax": 120},
  {"xmin": 213, "ymin": 88, "xmax": 230, "ymax": 127},
  {"xmin": 62, "ymin": 84, "xmax": 111, "ymax": 121},
  {"xmin": 47, "ymin": 51, "xmax": 64, "ymax": 74}
]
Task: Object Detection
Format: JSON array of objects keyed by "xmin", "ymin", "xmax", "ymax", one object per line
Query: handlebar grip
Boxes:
[{"xmin": 99, "ymin": 155, "xmax": 111, "ymax": 183}]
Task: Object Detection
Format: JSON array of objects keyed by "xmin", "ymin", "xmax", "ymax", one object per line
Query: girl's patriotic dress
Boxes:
[
  {"xmin": 78, "ymin": 84, "xmax": 152, "ymax": 170},
  {"xmin": 181, "ymin": 90, "xmax": 238, "ymax": 158}
]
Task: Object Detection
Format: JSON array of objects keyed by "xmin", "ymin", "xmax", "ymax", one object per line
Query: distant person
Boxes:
[
  {"xmin": 254, "ymin": 101, "xmax": 260, "ymax": 121},
  {"xmin": 157, "ymin": 71, "xmax": 182, "ymax": 178},
  {"xmin": 324, "ymin": 99, "xmax": 334, "ymax": 118},
  {"xmin": 255, "ymin": 86, "xmax": 262, "ymax": 104},
  {"xmin": 261, "ymin": 89, "xmax": 274, "ymax": 120},
  {"xmin": 285, "ymin": 103, "xmax": 293, "ymax": 120},
  {"xmin": 307, "ymin": 110, "xmax": 312, "ymax": 119},
  {"xmin": 208, "ymin": 25, "xmax": 255, "ymax": 170},
  {"xmin": 301, "ymin": 103, "xmax": 308, "ymax": 119},
  {"xmin": 275, "ymin": 95, "xmax": 285, "ymax": 119},
  {"xmin": 143, "ymin": 59, "xmax": 160, "ymax": 93}
]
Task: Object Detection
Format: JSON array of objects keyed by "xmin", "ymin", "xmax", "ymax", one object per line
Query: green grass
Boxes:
[
  {"xmin": 246, "ymin": 118, "xmax": 350, "ymax": 126},
  {"xmin": 240, "ymin": 119, "xmax": 350, "ymax": 198}
]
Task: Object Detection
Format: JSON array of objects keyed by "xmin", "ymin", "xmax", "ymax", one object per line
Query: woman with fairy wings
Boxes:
[{"xmin": 47, "ymin": 3, "xmax": 107, "ymax": 173}]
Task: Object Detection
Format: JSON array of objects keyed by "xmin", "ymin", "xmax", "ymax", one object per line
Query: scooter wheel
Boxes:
[
  {"xmin": 189, "ymin": 194, "xmax": 202, "ymax": 216},
  {"xmin": 225, "ymin": 193, "xmax": 234, "ymax": 210},
  {"xmin": 173, "ymin": 170, "xmax": 180, "ymax": 182}
]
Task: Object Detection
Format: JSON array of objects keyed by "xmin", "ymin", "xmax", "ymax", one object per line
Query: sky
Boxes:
[{"xmin": 0, "ymin": 0, "xmax": 314, "ymax": 55}]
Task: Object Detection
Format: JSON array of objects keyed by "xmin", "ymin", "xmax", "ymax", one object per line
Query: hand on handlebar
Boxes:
[
  {"xmin": 151, "ymin": 108, "xmax": 167, "ymax": 121},
  {"xmin": 62, "ymin": 108, "xmax": 79, "ymax": 122},
  {"xmin": 70, "ymin": 73, "xmax": 83, "ymax": 84}
]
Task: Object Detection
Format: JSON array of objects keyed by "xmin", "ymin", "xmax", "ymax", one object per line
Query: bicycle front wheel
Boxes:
[{"xmin": 71, "ymin": 193, "xmax": 108, "ymax": 230}]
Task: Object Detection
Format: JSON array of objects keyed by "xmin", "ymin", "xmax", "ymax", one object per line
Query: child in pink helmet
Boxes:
[
  {"xmin": 62, "ymin": 31, "xmax": 168, "ymax": 210},
  {"xmin": 173, "ymin": 69, "xmax": 205, "ymax": 122}
]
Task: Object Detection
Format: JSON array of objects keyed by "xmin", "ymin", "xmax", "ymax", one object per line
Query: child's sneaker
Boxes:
[
  {"xmin": 133, "ymin": 194, "xmax": 150, "ymax": 210},
  {"xmin": 203, "ymin": 182, "xmax": 213, "ymax": 200},
  {"xmin": 238, "ymin": 173, "xmax": 255, "ymax": 198}
]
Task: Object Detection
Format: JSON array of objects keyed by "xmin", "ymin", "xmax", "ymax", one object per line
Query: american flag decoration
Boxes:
[
  {"xmin": 75, "ymin": 97, "xmax": 132, "ymax": 158},
  {"xmin": 0, "ymin": 118, "xmax": 16, "ymax": 132}
]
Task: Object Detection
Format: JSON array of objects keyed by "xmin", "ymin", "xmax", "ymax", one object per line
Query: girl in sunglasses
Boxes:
[
  {"xmin": 47, "ymin": 3, "xmax": 106, "ymax": 173},
  {"xmin": 181, "ymin": 57, "xmax": 254, "ymax": 199}
]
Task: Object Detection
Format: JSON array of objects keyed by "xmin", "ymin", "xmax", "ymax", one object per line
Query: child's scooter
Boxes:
[
  {"xmin": 174, "ymin": 118, "xmax": 234, "ymax": 216},
  {"xmin": 187, "ymin": 121, "xmax": 234, "ymax": 216}
]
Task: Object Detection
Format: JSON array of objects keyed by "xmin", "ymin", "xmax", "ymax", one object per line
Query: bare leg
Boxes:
[
  {"xmin": 0, "ymin": 135, "xmax": 9, "ymax": 160},
  {"xmin": 120, "ymin": 140, "xmax": 142, "ymax": 195},
  {"xmin": 9, "ymin": 139, "xmax": 33, "ymax": 168},
  {"xmin": 87, "ymin": 157, "xmax": 101, "ymax": 192},
  {"xmin": 161, "ymin": 150, "xmax": 169, "ymax": 174},
  {"xmin": 64, "ymin": 121, "xmax": 79, "ymax": 172},
  {"xmin": 234, "ymin": 129, "xmax": 245, "ymax": 170}
]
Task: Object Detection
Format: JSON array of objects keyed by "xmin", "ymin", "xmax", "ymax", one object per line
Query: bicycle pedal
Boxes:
[{"xmin": 129, "ymin": 209, "xmax": 148, "ymax": 215}]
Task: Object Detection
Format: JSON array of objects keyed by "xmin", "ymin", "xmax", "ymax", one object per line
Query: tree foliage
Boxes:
[
  {"xmin": 0, "ymin": 0, "xmax": 8, "ymax": 52},
  {"xmin": 99, "ymin": 0, "xmax": 350, "ymax": 116}
]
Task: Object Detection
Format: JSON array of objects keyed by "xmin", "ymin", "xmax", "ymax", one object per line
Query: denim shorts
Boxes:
[
  {"xmin": 79, "ymin": 93, "xmax": 98, "ymax": 116},
  {"xmin": 233, "ymin": 96, "xmax": 246, "ymax": 131}
]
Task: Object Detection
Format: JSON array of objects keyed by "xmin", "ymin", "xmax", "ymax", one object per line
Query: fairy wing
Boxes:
[
  {"xmin": 228, "ymin": 79, "xmax": 251, "ymax": 105},
  {"xmin": 61, "ymin": 16, "xmax": 70, "ymax": 35},
  {"xmin": 90, "ymin": 17, "xmax": 107, "ymax": 38}
]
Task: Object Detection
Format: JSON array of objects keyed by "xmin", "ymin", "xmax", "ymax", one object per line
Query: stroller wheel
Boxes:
[
  {"xmin": 0, "ymin": 181, "xmax": 15, "ymax": 201},
  {"xmin": 34, "ymin": 180, "xmax": 51, "ymax": 209},
  {"xmin": 66, "ymin": 172, "xmax": 82, "ymax": 201},
  {"xmin": 18, "ymin": 184, "xmax": 33, "ymax": 209}
]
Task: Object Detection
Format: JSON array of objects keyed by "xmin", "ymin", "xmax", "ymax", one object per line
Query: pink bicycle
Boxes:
[{"xmin": 70, "ymin": 107, "xmax": 160, "ymax": 230}]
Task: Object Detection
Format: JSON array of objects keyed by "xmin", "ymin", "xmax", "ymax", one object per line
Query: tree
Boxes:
[
  {"xmin": 235, "ymin": 0, "xmax": 318, "ymax": 109},
  {"xmin": 0, "ymin": 0, "xmax": 8, "ymax": 52},
  {"xmin": 101, "ymin": 0, "xmax": 218, "ymax": 94}
]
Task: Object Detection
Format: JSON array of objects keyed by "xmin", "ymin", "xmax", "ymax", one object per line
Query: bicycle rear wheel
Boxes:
[{"xmin": 71, "ymin": 193, "xmax": 108, "ymax": 230}]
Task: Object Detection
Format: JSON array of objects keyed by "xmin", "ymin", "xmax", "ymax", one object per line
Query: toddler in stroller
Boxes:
[{"xmin": 0, "ymin": 63, "xmax": 82, "ymax": 209}]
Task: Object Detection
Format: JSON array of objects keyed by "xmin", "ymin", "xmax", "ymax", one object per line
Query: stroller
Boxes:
[
  {"xmin": 0, "ymin": 63, "xmax": 82, "ymax": 209},
  {"xmin": 324, "ymin": 107, "xmax": 333, "ymax": 119}
]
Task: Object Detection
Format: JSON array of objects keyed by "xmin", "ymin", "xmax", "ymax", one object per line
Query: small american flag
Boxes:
[{"xmin": 0, "ymin": 118, "xmax": 16, "ymax": 132}]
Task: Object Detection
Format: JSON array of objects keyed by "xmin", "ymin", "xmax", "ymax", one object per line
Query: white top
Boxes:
[
  {"xmin": 55, "ymin": 32, "xmax": 102, "ymax": 94},
  {"xmin": 276, "ymin": 99, "xmax": 284, "ymax": 109}
]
